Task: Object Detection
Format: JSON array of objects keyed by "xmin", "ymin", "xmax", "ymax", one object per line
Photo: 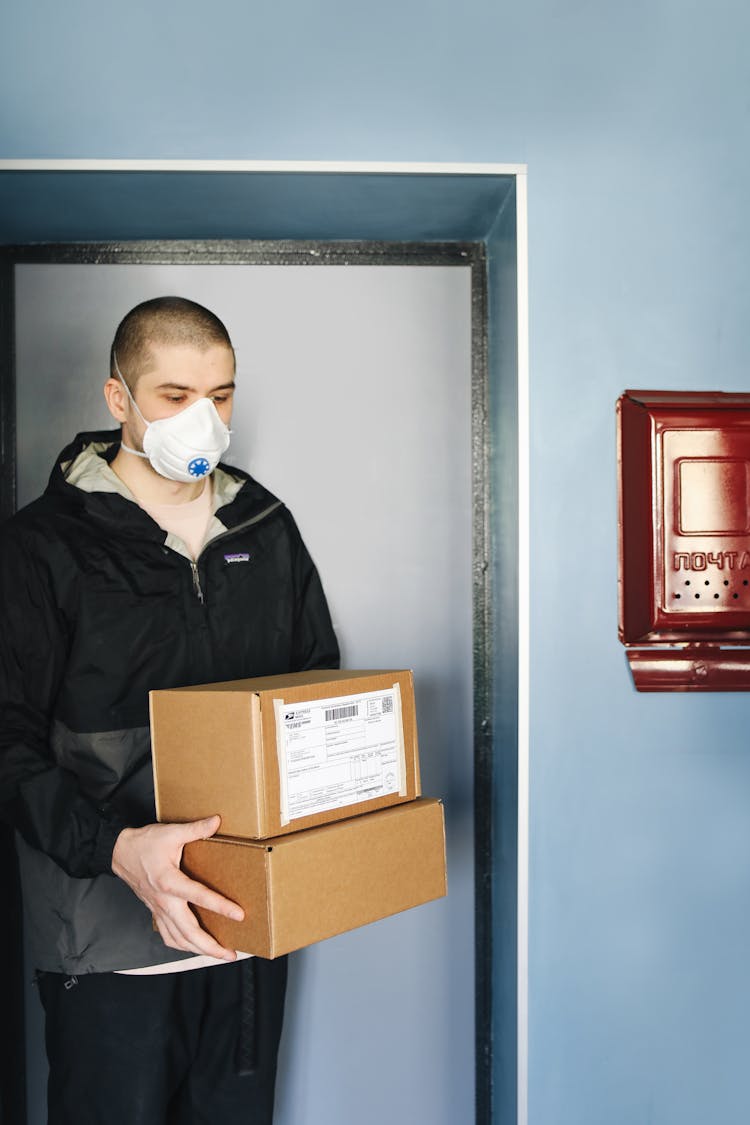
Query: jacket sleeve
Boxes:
[
  {"xmin": 0, "ymin": 523, "xmax": 127, "ymax": 879},
  {"xmin": 287, "ymin": 516, "xmax": 340, "ymax": 673}
]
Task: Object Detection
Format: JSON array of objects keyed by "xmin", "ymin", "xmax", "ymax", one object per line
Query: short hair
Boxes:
[{"xmin": 110, "ymin": 296, "xmax": 235, "ymax": 389}]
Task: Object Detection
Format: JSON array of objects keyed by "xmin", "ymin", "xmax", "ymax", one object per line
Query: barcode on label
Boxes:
[
  {"xmin": 325, "ymin": 704, "xmax": 359, "ymax": 722},
  {"xmin": 381, "ymin": 696, "xmax": 393, "ymax": 714}
]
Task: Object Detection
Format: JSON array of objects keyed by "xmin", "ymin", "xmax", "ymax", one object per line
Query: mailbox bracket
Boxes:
[{"xmin": 626, "ymin": 645, "xmax": 750, "ymax": 691}]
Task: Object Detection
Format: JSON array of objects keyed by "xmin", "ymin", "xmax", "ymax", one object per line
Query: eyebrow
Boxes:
[{"xmin": 154, "ymin": 381, "xmax": 236, "ymax": 392}]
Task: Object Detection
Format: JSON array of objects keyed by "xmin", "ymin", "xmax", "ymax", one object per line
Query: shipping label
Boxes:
[{"xmin": 273, "ymin": 684, "xmax": 406, "ymax": 824}]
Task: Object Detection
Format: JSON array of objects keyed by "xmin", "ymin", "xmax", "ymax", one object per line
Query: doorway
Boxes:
[{"xmin": 0, "ymin": 159, "xmax": 526, "ymax": 1125}]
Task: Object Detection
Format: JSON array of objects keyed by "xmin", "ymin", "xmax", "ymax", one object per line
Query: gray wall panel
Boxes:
[{"xmin": 14, "ymin": 261, "xmax": 473, "ymax": 1125}]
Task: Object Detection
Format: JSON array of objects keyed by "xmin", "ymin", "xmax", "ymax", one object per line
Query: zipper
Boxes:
[
  {"xmin": 188, "ymin": 499, "xmax": 281, "ymax": 604},
  {"xmin": 190, "ymin": 561, "xmax": 205, "ymax": 604},
  {"xmin": 195, "ymin": 500, "xmax": 282, "ymax": 562}
]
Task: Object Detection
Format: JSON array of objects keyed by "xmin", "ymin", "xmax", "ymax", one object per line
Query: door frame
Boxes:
[{"xmin": 0, "ymin": 159, "xmax": 529, "ymax": 1125}]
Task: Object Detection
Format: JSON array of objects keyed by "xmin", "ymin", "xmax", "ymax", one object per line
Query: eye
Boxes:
[{"xmin": 166, "ymin": 394, "xmax": 187, "ymax": 404}]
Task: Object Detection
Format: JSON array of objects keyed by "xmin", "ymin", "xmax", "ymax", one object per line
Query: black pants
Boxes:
[{"xmin": 37, "ymin": 957, "xmax": 288, "ymax": 1125}]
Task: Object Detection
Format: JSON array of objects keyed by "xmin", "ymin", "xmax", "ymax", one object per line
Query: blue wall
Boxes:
[{"xmin": 4, "ymin": 1, "xmax": 750, "ymax": 1122}]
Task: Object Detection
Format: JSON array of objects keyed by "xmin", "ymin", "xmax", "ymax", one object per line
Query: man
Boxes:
[{"xmin": 0, "ymin": 296, "xmax": 339, "ymax": 1124}]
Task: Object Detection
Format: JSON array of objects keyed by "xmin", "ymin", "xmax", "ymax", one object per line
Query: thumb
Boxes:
[{"xmin": 180, "ymin": 814, "xmax": 222, "ymax": 842}]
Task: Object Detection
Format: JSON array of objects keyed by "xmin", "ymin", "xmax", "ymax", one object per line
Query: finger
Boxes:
[
  {"xmin": 168, "ymin": 870, "xmax": 245, "ymax": 922},
  {"xmin": 156, "ymin": 912, "xmax": 189, "ymax": 952},
  {"xmin": 176, "ymin": 815, "xmax": 222, "ymax": 843},
  {"xmin": 184, "ymin": 927, "xmax": 238, "ymax": 961},
  {"xmin": 159, "ymin": 902, "xmax": 238, "ymax": 961}
]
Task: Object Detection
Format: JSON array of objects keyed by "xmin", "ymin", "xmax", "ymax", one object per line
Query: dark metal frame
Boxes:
[{"xmin": 0, "ymin": 240, "xmax": 497, "ymax": 1125}]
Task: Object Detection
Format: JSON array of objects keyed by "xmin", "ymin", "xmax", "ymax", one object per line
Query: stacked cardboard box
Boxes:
[{"xmin": 150, "ymin": 670, "xmax": 446, "ymax": 957}]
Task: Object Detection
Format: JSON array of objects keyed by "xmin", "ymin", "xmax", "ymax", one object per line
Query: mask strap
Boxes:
[
  {"xmin": 113, "ymin": 351, "xmax": 149, "ymax": 426},
  {"xmin": 119, "ymin": 440, "xmax": 149, "ymax": 459},
  {"xmin": 113, "ymin": 351, "xmax": 151, "ymax": 459}
]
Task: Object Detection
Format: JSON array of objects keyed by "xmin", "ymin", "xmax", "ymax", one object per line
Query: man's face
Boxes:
[{"xmin": 106, "ymin": 342, "xmax": 236, "ymax": 450}]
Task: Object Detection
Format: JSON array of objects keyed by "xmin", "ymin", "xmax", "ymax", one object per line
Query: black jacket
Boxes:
[{"xmin": 0, "ymin": 431, "xmax": 339, "ymax": 972}]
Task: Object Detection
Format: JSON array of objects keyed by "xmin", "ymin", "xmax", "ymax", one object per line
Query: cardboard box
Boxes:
[
  {"xmin": 182, "ymin": 798, "xmax": 446, "ymax": 959},
  {"xmin": 151, "ymin": 669, "xmax": 421, "ymax": 839}
]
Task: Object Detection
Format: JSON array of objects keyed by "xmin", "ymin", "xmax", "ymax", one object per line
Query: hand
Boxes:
[{"xmin": 111, "ymin": 814, "xmax": 244, "ymax": 961}]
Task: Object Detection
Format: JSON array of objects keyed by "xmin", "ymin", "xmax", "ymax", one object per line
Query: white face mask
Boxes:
[{"xmin": 114, "ymin": 354, "xmax": 232, "ymax": 483}]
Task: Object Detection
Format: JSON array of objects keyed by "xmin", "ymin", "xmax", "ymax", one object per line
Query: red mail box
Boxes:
[{"xmin": 618, "ymin": 390, "xmax": 750, "ymax": 690}]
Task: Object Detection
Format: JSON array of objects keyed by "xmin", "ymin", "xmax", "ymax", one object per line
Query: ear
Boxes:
[{"xmin": 103, "ymin": 377, "xmax": 129, "ymax": 424}]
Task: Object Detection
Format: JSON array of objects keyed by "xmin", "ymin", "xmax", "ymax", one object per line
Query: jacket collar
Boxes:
[{"xmin": 46, "ymin": 430, "xmax": 282, "ymax": 537}]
